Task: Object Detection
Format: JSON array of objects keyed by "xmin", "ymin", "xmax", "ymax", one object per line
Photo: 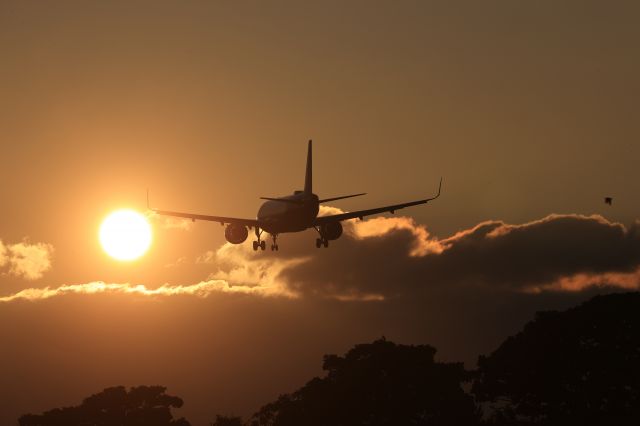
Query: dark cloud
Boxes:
[
  {"xmin": 438, "ymin": 215, "xmax": 640, "ymax": 290},
  {"xmin": 245, "ymin": 212, "xmax": 640, "ymax": 298}
]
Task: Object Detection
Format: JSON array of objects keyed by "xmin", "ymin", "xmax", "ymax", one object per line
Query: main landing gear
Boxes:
[
  {"xmin": 252, "ymin": 240, "xmax": 266, "ymax": 251},
  {"xmin": 271, "ymin": 234, "xmax": 279, "ymax": 251},
  {"xmin": 251, "ymin": 228, "xmax": 279, "ymax": 251},
  {"xmin": 315, "ymin": 237, "xmax": 329, "ymax": 248},
  {"xmin": 313, "ymin": 226, "xmax": 329, "ymax": 248},
  {"xmin": 252, "ymin": 227, "xmax": 266, "ymax": 251}
]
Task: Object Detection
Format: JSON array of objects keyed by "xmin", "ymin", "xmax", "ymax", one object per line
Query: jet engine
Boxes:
[
  {"xmin": 225, "ymin": 223, "xmax": 249, "ymax": 244},
  {"xmin": 320, "ymin": 222, "xmax": 343, "ymax": 240}
]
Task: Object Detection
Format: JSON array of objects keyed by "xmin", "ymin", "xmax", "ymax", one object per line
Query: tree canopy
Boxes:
[
  {"xmin": 250, "ymin": 338, "xmax": 480, "ymax": 426},
  {"xmin": 473, "ymin": 292, "xmax": 640, "ymax": 425},
  {"xmin": 19, "ymin": 385, "xmax": 190, "ymax": 426}
]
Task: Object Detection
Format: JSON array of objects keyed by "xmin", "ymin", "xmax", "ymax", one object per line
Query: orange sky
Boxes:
[{"xmin": 1, "ymin": 1, "xmax": 639, "ymax": 424}]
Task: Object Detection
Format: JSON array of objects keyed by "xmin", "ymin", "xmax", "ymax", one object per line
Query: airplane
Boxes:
[{"xmin": 150, "ymin": 140, "xmax": 441, "ymax": 251}]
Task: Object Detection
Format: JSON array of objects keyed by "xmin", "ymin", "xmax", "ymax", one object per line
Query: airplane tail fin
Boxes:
[{"xmin": 304, "ymin": 140, "xmax": 312, "ymax": 195}]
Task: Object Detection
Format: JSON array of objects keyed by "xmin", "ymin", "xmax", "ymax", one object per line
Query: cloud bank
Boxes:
[
  {"xmin": 2, "ymin": 211, "xmax": 639, "ymax": 302},
  {"xmin": 205, "ymin": 210, "xmax": 640, "ymax": 299},
  {"xmin": 276, "ymin": 212, "xmax": 640, "ymax": 298},
  {"xmin": 0, "ymin": 239, "xmax": 54, "ymax": 280}
]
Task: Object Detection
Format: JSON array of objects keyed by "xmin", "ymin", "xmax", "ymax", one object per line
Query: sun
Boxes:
[{"xmin": 99, "ymin": 209, "xmax": 152, "ymax": 261}]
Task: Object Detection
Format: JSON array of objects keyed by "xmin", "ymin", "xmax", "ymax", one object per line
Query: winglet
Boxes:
[
  {"xmin": 304, "ymin": 139, "xmax": 312, "ymax": 195},
  {"xmin": 427, "ymin": 177, "xmax": 443, "ymax": 202},
  {"xmin": 422, "ymin": 178, "xmax": 443, "ymax": 203}
]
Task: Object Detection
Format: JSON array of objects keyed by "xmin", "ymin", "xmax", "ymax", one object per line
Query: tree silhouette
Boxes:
[
  {"xmin": 249, "ymin": 338, "xmax": 480, "ymax": 426},
  {"xmin": 473, "ymin": 292, "xmax": 640, "ymax": 425},
  {"xmin": 20, "ymin": 293, "xmax": 640, "ymax": 425},
  {"xmin": 19, "ymin": 385, "xmax": 191, "ymax": 426}
]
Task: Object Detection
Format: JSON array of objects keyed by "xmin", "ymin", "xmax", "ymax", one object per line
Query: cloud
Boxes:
[
  {"xmin": 530, "ymin": 268, "xmax": 640, "ymax": 293},
  {"xmin": 0, "ymin": 279, "xmax": 281, "ymax": 303},
  {"xmin": 203, "ymin": 243, "xmax": 307, "ymax": 298},
  {"xmin": 195, "ymin": 250, "xmax": 216, "ymax": 264},
  {"xmin": 350, "ymin": 215, "xmax": 444, "ymax": 257},
  {"xmin": 0, "ymin": 239, "xmax": 54, "ymax": 280},
  {"xmin": 433, "ymin": 214, "xmax": 640, "ymax": 290},
  {"xmin": 210, "ymin": 211, "xmax": 640, "ymax": 299},
  {"xmin": 2, "ymin": 213, "xmax": 639, "ymax": 303},
  {"xmin": 164, "ymin": 256, "xmax": 189, "ymax": 268},
  {"xmin": 0, "ymin": 240, "xmax": 7, "ymax": 268}
]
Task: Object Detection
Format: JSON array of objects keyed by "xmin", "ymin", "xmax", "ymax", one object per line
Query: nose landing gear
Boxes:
[{"xmin": 271, "ymin": 234, "xmax": 279, "ymax": 251}]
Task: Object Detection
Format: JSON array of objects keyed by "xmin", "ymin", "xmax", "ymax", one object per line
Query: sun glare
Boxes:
[{"xmin": 100, "ymin": 209, "xmax": 152, "ymax": 261}]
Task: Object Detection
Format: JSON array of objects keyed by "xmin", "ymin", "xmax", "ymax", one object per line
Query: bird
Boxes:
[{"xmin": 604, "ymin": 197, "xmax": 612, "ymax": 206}]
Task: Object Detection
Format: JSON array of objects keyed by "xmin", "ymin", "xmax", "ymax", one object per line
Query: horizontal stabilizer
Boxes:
[
  {"xmin": 260, "ymin": 197, "xmax": 303, "ymax": 204},
  {"xmin": 319, "ymin": 193, "xmax": 367, "ymax": 203}
]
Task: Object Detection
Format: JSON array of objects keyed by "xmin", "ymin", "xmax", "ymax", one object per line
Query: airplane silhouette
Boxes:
[{"xmin": 150, "ymin": 141, "xmax": 441, "ymax": 251}]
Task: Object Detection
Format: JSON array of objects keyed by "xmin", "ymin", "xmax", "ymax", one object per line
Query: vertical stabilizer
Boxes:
[{"xmin": 304, "ymin": 139, "xmax": 312, "ymax": 194}]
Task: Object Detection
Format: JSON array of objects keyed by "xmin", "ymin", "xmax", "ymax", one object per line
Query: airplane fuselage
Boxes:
[{"xmin": 257, "ymin": 191, "xmax": 319, "ymax": 234}]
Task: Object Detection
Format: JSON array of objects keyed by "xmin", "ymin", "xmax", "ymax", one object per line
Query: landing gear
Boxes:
[
  {"xmin": 313, "ymin": 226, "xmax": 329, "ymax": 248},
  {"xmin": 315, "ymin": 237, "xmax": 329, "ymax": 248},
  {"xmin": 252, "ymin": 240, "xmax": 266, "ymax": 251},
  {"xmin": 313, "ymin": 226, "xmax": 330, "ymax": 248},
  {"xmin": 271, "ymin": 234, "xmax": 279, "ymax": 251},
  {"xmin": 253, "ymin": 227, "xmax": 266, "ymax": 251}
]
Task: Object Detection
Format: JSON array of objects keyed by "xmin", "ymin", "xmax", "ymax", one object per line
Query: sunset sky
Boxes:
[{"xmin": 1, "ymin": 1, "xmax": 639, "ymax": 424}]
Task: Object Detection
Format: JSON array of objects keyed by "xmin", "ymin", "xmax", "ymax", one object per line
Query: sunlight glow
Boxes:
[{"xmin": 99, "ymin": 210, "xmax": 152, "ymax": 261}]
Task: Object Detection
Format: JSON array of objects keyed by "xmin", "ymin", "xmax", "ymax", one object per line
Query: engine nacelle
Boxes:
[
  {"xmin": 320, "ymin": 222, "xmax": 343, "ymax": 240},
  {"xmin": 225, "ymin": 223, "xmax": 249, "ymax": 244}
]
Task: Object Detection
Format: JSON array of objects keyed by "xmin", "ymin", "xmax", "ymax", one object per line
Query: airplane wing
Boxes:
[
  {"xmin": 151, "ymin": 209, "xmax": 259, "ymax": 228},
  {"xmin": 314, "ymin": 178, "xmax": 442, "ymax": 226},
  {"xmin": 148, "ymin": 190, "xmax": 259, "ymax": 228}
]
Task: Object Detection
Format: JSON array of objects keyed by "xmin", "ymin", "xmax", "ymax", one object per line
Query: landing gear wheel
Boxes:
[
  {"xmin": 275, "ymin": 244, "xmax": 279, "ymax": 251},
  {"xmin": 316, "ymin": 238, "xmax": 322, "ymax": 248},
  {"xmin": 260, "ymin": 240, "xmax": 266, "ymax": 251},
  {"xmin": 253, "ymin": 241, "xmax": 259, "ymax": 251},
  {"xmin": 323, "ymin": 239, "xmax": 329, "ymax": 248}
]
